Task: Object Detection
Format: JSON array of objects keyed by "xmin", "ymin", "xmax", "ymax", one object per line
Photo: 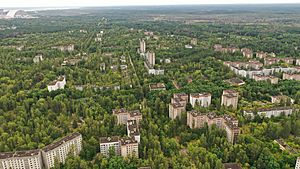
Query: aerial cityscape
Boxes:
[{"xmin": 0, "ymin": 1, "xmax": 300, "ymax": 169}]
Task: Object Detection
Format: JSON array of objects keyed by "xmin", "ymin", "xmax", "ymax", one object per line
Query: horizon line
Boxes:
[{"xmin": 2, "ymin": 3, "xmax": 300, "ymax": 9}]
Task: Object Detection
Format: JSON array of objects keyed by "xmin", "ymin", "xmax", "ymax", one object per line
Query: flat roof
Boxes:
[
  {"xmin": 100, "ymin": 136, "xmax": 120, "ymax": 144},
  {"xmin": 0, "ymin": 149, "xmax": 40, "ymax": 159},
  {"xmin": 42, "ymin": 132, "xmax": 81, "ymax": 152}
]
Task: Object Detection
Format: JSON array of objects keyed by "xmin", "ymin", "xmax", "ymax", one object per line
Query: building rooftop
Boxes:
[
  {"xmin": 120, "ymin": 138, "xmax": 138, "ymax": 145},
  {"xmin": 127, "ymin": 120, "xmax": 140, "ymax": 136},
  {"xmin": 190, "ymin": 92, "xmax": 211, "ymax": 98},
  {"xmin": 42, "ymin": 132, "xmax": 81, "ymax": 152},
  {"xmin": 100, "ymin": 136, "xmax": 120, "ymax": 144},
  {"xmin": 48, "ymin": 76, "xmax": 65, "ymax": 85},
  {"xmin": 223, "ymin": 163, "xmax": 242, "ymax": 169},
  {"xmin": 170, "ymin": 102, "xmax": 185, "ymax": 108},
  {"xmin": 149, "ymin": 83, "xmax": 166, "ymax": 90},
  {"xmin": 0, "ymin": 149, "xmax": 40, "ymax": 159}
]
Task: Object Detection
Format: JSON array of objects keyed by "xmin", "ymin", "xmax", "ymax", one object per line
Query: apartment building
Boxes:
[
  {"xmin": 139, "ymin": 39, "xmax": 146, "ymax": 54},
  {"xmin": 146, "ymin": 52, "xmax": 155, "ymax": 67},
  {"xmin": 99, "ymin": 136, "xmax": 121, "ymax": 157},
  {"xmin": 271, "ymin": 95, "xmax": 294, "ymax": 104},
  {"xmin": 127, "ymin": 120, "xmax": 140, "ymax": 143},
  {"xmin": 149, "ymin": 83, "xmax": 166, "ymax": 91},
  {"xmin": 190, "ymin": 93, "xmax": 212, "ymax": 108},
  {"xmin": 42, "ymin": 133, "xmax": 82, "ymax": 169},
  {"xmin": 187, "ymin": 111, "xmax": 239, "ymax": 144},
  {"xmin": 241, "ymin": 48, "xmax": 253, "ymax": 58},
  {"xmin": 120, "ymin": 138, "xmax": 139, "ymax": 158},
  {"xmin": 244, "ymin": 107, "xmax": 293, "ymax": 118},
  {"xmin": 47, "ymin": 76, "xmax": 66, "ymax": 92},
  {"xmin": 0, "ymin": 150, "xmax": 43, "ymax": 169},
  {"xmin": 283, "ymin": 73, "xmax": 300, "ymax": 81},
  {"xmin": 221, "ymin": 90, "xmax": 239, "ymax": 109},
  {"xmin": 253, "ymin": 74, "xmax": 279, "ymax": 84},
  {"xmin": 169, "ymin": 93, "xmax": 189, "ymax": 119},
  {"xmin": 256, "ymin": 51, "xmax": 268, "ymax": 59},
  {"xmin": 113, "ymin": 109, "xmax": 142, "ymax": 125}
]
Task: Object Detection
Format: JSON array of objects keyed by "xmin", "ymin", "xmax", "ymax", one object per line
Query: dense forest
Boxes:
[{"xmin": 0, "ymin": 4, "xmax": 300, "ymax": 169}]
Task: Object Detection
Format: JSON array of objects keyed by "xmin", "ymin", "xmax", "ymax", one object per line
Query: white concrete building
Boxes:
[
  {"xmin": 295, "ymin": 157, "xmax": 300, "ymax": 169},
  {"xmin": 47, "ymin": 76, "xmax": 66, "ymax": 92},
  {"xmin": 0, "ymin": 150, "xmax": 43, "ymax": 169},
  {"xmin": 42, "ymin": 133, "xmax": 82, "ymax": 169},
  {"xmin": 190, "ymin": 93, "xmax": 212, "ymax": 108},
  {"xmin": 33, "ymin": 54, "xmax": 43, "ymax": 63},
  {"xmin": 99, "ymin": 136, "xmax": 121, "ymax": 157}
]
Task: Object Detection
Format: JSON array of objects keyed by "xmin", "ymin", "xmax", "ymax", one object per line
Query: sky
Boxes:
[{"xmin": 1, "ymin": 0, "xmax": 300, "ymax": 7}]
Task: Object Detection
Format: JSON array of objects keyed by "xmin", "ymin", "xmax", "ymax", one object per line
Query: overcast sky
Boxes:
[{"xmin": 2, "ymin": 0, "xmax": 300, "ymax": 7}]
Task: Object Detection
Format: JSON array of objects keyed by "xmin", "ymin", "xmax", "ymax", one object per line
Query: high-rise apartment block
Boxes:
[
  {"xmin": 190, "ymin": 93, "xmax": 212, "ymax": 108},
  {"xmin": 113, "ymin": 109, "xmax": 142, "ymax": 125},
  {"xmin": 187, "ymin": 111, "xmax": 239, "ymax": 144},
  {"xmin": 221, "ymin": 90, "xmax": 239, "ymax": 109},
  {"xmin": 169, "ymin": 93, "xmax": 188, "ymax": 119}
]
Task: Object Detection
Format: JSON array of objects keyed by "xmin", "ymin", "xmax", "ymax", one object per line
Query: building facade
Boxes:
[
  {"xmin": 120, "ymin": 138, "xmax": 139, "ymax": 158},
  {"xmin": 221, "ymin": 90, "xmax": 239, "ymax": 109},
  {"xmin": 0, "ymin": 150, "xmax": 43, "ymax": 169},
  {"xmin": 169, "ymin": 93, "xmax": 189, "ymax": 119},
  {"xmin": 139, "ymin": 39, "xmax": 146, "ymax": 54},
  {"xmin": 99, "ymin": 136, "xmax": 121, "ymax": 157},
  {"xmin": 47, "ymin": 76, "xmax": 66, "ymax": 92},
  {"xmin": 113, "ymin": 109, "xmax": 142, "ymax": 125},
  {"xmin": 190, "ymin": 93, "xmax": 212, "ymax": 108},
  {"xmin": 42, "ymin": 133, "xmax": 82, "ymax": 169},
  {"xmin": 295, "ymin": 157, "xmax": 300, "ymax": 169},
  {"xmin": 187, "ymin": 111, "xmax": 239, "ymax": 144}
]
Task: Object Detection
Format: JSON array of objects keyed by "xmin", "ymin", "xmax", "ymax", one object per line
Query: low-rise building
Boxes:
[
  {"xmin": 0, "ymin": 150, "xmax": 43, "ymax": 169},
  {"xmin": 113, "ymin": 109, "xmax": 142, "ymax": 125},
  {"xmin": 99, "ymin": 136, "xmax": 121, "ymax": 157},
  {"xmin": 120, "ymin": 138, "xmax": 139, "ymax": 158},
  {"xmin": 190, "ymin": 93, "xmax": 212, "ymax": 108},
  {"xmin": 42, "ymin": 133, "xmax": 82, "ymax": 169},
  {"xmin": 253, "ymin": 74, "xmax": 279, "ymax": 84},
  {"xmin": 185, "ymin": 44, "xmax": 193, "ymax": 49},
  {"xmin": 221, "ymin": 90, "xmax": 239, "ymax": 109},
  {"xmin": 283, "ymin": 73, "xmax": 300, "ymax": 81},
  {"xmin": 225, "ymin": 78, "xmax": 245, "ymax": 86},
  {"xmin": 223, "ymin": 163, "xmax": 242, "ymax": 169},
  {"xmin": 149, "ymin": 83, "xmax": 166, "ymax": 91},
  {"xmin": 127, "ymin": 120, "xmax": 140, "ymax": 143},
  {"xmin": 52, "ymin": 44, "xmax": 74, "ymax": 52},
  {"xmin": 187, "ymin": 111, "xmax": 239, "ymax": 144},
  {"xmin": 47, "ymin": 76, "xmax": 66, "ymax": 92}
]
